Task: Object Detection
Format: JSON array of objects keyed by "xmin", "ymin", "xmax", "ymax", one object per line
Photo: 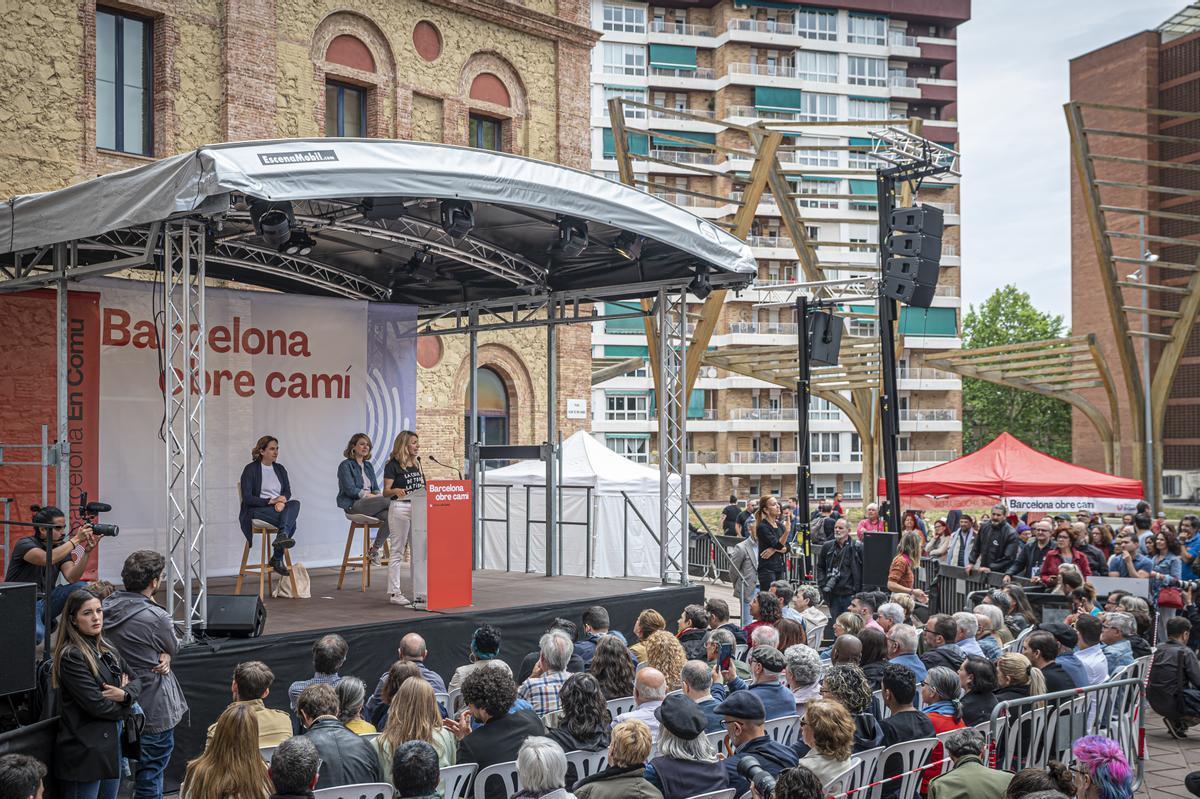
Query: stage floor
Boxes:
[{"xmin": 205, "ymin": 565, "xmax": 664, "ymax": 635}]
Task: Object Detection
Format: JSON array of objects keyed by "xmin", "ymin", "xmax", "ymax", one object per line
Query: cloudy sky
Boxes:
[{"xmin": 957, "ymin": 0, "xmax": 1183, "ymax": 326}]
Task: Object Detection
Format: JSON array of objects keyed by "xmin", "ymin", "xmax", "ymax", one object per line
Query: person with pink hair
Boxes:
[{"xmin": 1071, "ymin": 736, "xmax": 1133, "ymax": 799}]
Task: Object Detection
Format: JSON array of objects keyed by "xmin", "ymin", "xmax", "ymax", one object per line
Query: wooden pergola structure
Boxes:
[
  {"xmin": 925, "ymin": 334, "xmax": 1121, "ymax": 473},
  {"xmin": 1065, "ymin": 101, "xmax": 1200, "ymax": 506}
]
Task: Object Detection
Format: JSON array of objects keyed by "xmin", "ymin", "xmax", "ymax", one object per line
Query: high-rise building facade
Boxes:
[{"xmin": 587, "ymin": 0, "xmax": 969, "ymax": 503}]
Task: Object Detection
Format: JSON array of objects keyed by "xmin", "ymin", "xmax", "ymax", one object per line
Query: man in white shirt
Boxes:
[
  {"xmin": 613, "ymin": 667, "xmax": 666, "ymax": 744},
  {"xmin": 952, "ymin": 612, "xmax": 985, "ymax": 658},
  {"xmin": 1072, "ymin": 614, "xmax": 1109, "ymax": 687}
]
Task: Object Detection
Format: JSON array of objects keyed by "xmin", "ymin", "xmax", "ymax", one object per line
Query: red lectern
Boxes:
[{"xmin": 411, "ymin": 480, "xmax": 473, "ymax": 610}]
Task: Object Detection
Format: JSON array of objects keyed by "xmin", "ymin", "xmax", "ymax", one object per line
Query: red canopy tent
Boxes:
[{"xmin": 880, "ymin": 432, "xmax": 1144, "ymax": 513}]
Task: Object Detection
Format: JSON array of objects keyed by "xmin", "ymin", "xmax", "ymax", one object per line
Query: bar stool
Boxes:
[
  {"xmin": 236, "ymin": 519, "xmax": 298, "ymax": 599},
  {"xmin": 337, "ymin": 513, "xmax": 390, "ymax": 591}
]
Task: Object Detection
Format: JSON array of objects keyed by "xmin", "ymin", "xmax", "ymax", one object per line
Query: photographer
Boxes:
[
  {"xmin": 816, "ymin": 519, "xmax": 862, "ymax": 620},
  {"xmin": 4, "ymin": 505, "xmax": 96, "ymax": 644}
]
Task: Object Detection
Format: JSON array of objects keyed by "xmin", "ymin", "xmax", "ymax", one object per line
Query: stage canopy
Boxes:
[{"xmin": 882, "ymin": 432, "xmax": 1144, "ymax": 513}]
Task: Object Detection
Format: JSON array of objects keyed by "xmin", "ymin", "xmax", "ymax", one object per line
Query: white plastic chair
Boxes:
[
  {"xmin": 473, "ymin": 760, "xmax": 519, "ymax": 799},
  {"xmin": 435, "ymin": 692, "xmax": 450, "ymax": 712},
  {"xmin": 606, "ymin": 695, "xmax": 637, "ymax": 718},
  {"xmin": 762, "ymin": 714, "xmax": 800, "ymax": 747},
  {"xmin": 807, "ymin": 623, "xmax": 827, "ymax": 649},
  {"xmin": 439, "ymin": 763, "xmax": 478, "ymax": 799},
  {"xmin": 448, "ymin": 687, "xmax": 464, "ymax": 714},
  {"xmin": 259, "ymin": 744, "xmax": 276, "ymax": 762},
  {"xmin": 735, "ymin": 643, "xmax": 750, "ymax": 662},
  {"xmin": 706, "ymin": 729, "xmax": 729, "ymax": 755},
  {"xmin": 564, "ymin": 749, "xmax": 608, "ymax": 781},
  {"xmin": 682, "ymin": 790, "xmax": 736, "ymax": 799},
  {"xmin": 866, "ymin": 737, "xmax": 936, "ymax": 799},
  {"xmin": 934, "ymin": 729, "xmax": 961, "ymax": 776},
  {"xmin": 823, "ymin": 758, "xmax": 860, "ymax": 795},
  {"xmin": 313, "ymin": 784, "xmax": 394, "ymax": 799},
  {"xmin": 848, "ymin": 745, "xmax": 883, "ymax": 794}
]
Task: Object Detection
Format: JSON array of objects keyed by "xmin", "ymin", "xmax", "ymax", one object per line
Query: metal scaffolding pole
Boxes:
[
  {"xmin": 545, "ymin": 301, "xmax": 558, "ymax": 577},
  {"xmin": 163, "ymin": 221, "xmax": 207, "ymax": 642},
  {"xmin": 469, "ymin": 309, "xmax": 480, "ymax": 570},
  {"xmin": 55, "ymin": 244, "xmax": 69, "ymax": 512},
  {"xmin": 657, "ymin": 287, "xmax": 688, "ymax": 584}
]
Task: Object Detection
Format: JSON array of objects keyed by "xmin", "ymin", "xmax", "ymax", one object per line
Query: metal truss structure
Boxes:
[
  {"xmin": 1066, "ymin": 101, "xmax": 1200, "ymax": 505},
  {"xmin": 925, "ymin": 334, "xmax": 1121, "ymax": 473},
  {"xmin": 657, "ymin": 287, "xmax": 689, "ymax": 584},
  {"xmin": 162, "ymin": 221, "xmax": 208, "ymax": 641}
]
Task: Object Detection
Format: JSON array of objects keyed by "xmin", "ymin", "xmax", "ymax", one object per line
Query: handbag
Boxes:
[
  {"xmin": 1159, "ymin": 586, "xmax": 1184, "ymax": 609},
  {"xmin": 273, "ymin": 562, "xmax": 311, "ymax": 598},
  {"xmin": 122, "ymin": 708, "xmax": 145, "ymax": 760}
]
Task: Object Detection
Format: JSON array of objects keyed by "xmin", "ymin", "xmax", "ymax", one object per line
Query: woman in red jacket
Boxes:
[
  {"xmin": 919, "ymin": 666, "xmax": 966, "ymax": 795},
  {"xmin": 1039, "ymin": 527, "xmax": 1092, "ymax": 587}
]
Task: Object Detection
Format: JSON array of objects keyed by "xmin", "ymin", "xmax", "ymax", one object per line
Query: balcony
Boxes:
[
  {"xmin": 730, "ymin": 451, "xmax": 799, "ymax": 464},
  {"xmin": 651, "ymin": 191, "xmax": 725, "ymax": 209},
  {"xmin": 897, "ymin": 368, "xmax": 958, "ymax": 381},
  {"xmin": 726, "ymin": 106, "xmax": 805, "ymax": 122},
  {"xmin": 729, "ymin": 408, "xmax": 801, "ymax": 421},
  {"xmin": 899, "ymin": 409, "xmax": 957, "ymax": 422},
  {"xmin": 899, "ymin": 449, "xmax": 958, "ymax": 463},
  {"xmin": 728, "ymin": 19, "xmax": 796, "ymax": 36},
  {"xmin": 649, "ymin": 66, "xmax": 716, "ymax": 81},
  {"xmin": 888, "ymin": 31, "xmax": 919, "ymax": 48},
  {"xmin": 728, "ymin": 62, "xmax": 799, "ymax": 80},
  {"xmin": 649, "ymin": 20, "xmax": 716, "ymax": 37},
  {"xmin": 687, "ymin": 451, "xmax": 719, "ymax": 464},
  {"xmin": 888, "ymin": 76, "xmax": 919, "ymax": 89},
  {"xmin": 649, "ymin": 106, "xmax": 717, "ymax": 120},
  {"xmin": 728, "ymin": 322, "xmax": 798, "ymax": 335},
  {"xmin": 648, "ymin": 148, "xmax": 718, "ymax": 166},
  {"xmin": 602, "ymin": 64, "xmax": 647, "ymax": 78}
]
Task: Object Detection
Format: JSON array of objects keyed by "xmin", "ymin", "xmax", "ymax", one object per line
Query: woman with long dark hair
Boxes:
[
  {"xmin": 238, "ymin": 435, "xmax": 299, "ymax": 576},
  {"xmin": 591, "ymin": 636, "xmax": 636, "ymax": 700},
  {"xmin": 958, "ymin": 655, "xmax": 998, "ymax": 725},
  {"xmin": 744, "ymin": 591, "xmax": 782, "ymax": 639},
  {"xmin": 383, "ymin": 431, "xmax": 425, "ymax": 606},
  {"xmin": 336, "ymin": 432, "xmax": 391, "ymax": 566},
  {"xmin": 369, "ymin": 661, "xmax": 421, "ymax": 728},
  {"xmin": 1003, "ymin": 584, "xmax": 1039, "ymax": 631},
  {"xmin": 52, "ymin": 590, "xmax": 141, "ymax": 799},
  {"xmin": 1149, "ymin": 528, "xmax": 1184, "ymax": 639},
  {"xmin": 754, "ymin": 494, "xmax": 788, "ymax": 590},
  {"xmin": 547, "ymin": 673, "xmax": 610, "ymax": 784},
  {"xmin": 182, "ymin": 703, "xmax": 271, "ymax": 799}
]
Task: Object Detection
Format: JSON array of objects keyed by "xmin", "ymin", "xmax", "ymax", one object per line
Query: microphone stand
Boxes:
[{"xmin": 429, "ymin": 455, "xmax": 463, "ymax": 480}]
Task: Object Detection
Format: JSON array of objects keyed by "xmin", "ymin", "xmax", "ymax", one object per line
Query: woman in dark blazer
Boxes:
[
  {"xmin": 53, "ymin": 589, "xmax": 140, "ymax": 799},
  {"xmin": 239, "ymin": 435, "xmax": 299, "ymax": 576}
]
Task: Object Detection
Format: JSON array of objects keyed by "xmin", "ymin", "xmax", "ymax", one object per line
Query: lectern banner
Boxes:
[{"xmin": 426, "ymin": 480, "xmax": 473, "ymax": 610}]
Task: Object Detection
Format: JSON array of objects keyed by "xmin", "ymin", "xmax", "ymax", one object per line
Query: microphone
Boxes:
[
  {"xmin": 429, "ymin": 455, "xmax": 463, "ymax": 480},
  {"xmin": 84, "ymin": 501, "xmax": 112, "ymax": 514}
]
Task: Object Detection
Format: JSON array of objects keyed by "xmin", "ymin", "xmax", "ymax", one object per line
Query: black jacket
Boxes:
[
  {"xmin": 817, "ymin": 538, "xmax": 863, "ymax": 598},
  {"xmin": 1006, "ymin": 540, "xmax": 1053, "ymax": 579},
  {"xmin": 969, "ymin": 521, "xmax": 1019, "ymax": 573},
  {"xmin": 239, "ymin": 460, "xmax": 293, "ymax": 539},
  {"xmin": 920, "ymin": 643, "xmax": 965, "ymax": 672},
  {"xmin": 725, "ymin": 735, "xmax": 798, "ymax": 796},
  {"xmin": 54, "ymin": 642, "xmax": 140, "ymax": 782},
  {"xmin": 547, "ymin": 725, "xmax": 610, "ymax": 786},
  {"xmin": 459, "ymin": 709, "xmax": 547, "ymax": 799},
  {"xmin": 719, "ymin": 622, "xmax": 748, "ymax": 646},
  {"xmin": 1079, "ymin": 544, "xmax": 1108, "ymax": 578},
  {"xmin": 1148, "ymin": 640, "xmax": 1200, "ymax": 718},
  {"xmin": 756, "ymin": 518, "xmax": 786, "ymax": 572},
  {"xmin": 303, "ymin": 717, "xmax": 380, "ymax": 789},
  {"xmin": 960, "ymin": 691, "xmax": 998, "ymax": 726},
  {"xmin": 1130, "ymin": 635, "xmax": 1152, "ymax": 658},
  {"xmin": 517, "ymin": 651, "xmax": 585, "ymax": 685},
  {"xmin": 1040, "ymin": 662, "xmax": 1075, "ymax": 694},
  {"xmin": 860, "ymin": 660, "xmax": 888, "ymax": 690},
  {"xmin": 677, "ymin": 628, "xmax": 707, "ymax": 662}
]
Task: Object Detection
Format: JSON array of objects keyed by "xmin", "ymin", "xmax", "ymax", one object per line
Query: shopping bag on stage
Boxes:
[{"xmin": 274, "ymin": 563, "xmax": 311, "ymax": 598}]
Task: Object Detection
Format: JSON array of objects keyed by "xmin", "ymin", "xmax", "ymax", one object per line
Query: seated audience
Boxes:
[
  {"xmin": 369, "ymin": 661, "xmax": 422, "ymax": 728},
  {"xmin": 297, "ymin": 684, "xmax": 379, "ymax": 789},
  {"xmin": 921, "ymin": 615, "xmax": 966, "ymax": 671},
  {"xmin": 1099, "ymin": 612, "xmax": 1136, "ymax": 675},
  {"xmin": 928, "ymin": 727, "xmax": 1013, "ymax": 799},
  {"xmin": 267, "ymin": 737, "xmax": 320, "ymax": 799},
  {"xmin": 184, "ymin": 703, "xmax": 272, "ymax": 799},
  {"xmin": 288, "ymin": 635, "xmax": 347, "ymax": 713},
  {"xmin": 366, "ymin": 633, "xmax": 447, "ymax": 721},
  {"xmin": 775, "ymin": 618, "xmax": 806, "ymax": 651},
  {"xmin": 674, "ymin": 605, "xmax": 709, "ymax": 662},
  {"xmin": 1022, "ymin": 631, "xmax": 1075, "ymax": 693},
  {"xmin": 612, "ymin": 667, "xmax": 667, "ymax": 744},
  {"xmin": 879, "ymin": 663, "xmax": 934, "ymax": 799},
  {"xmin": 644, "ymin": 630, "xmax": 687, "ymax": 691},
  {"xmin": 390, "ymin": 741, "xmax": 441, "ymax": 799},
  {"xmin": 208, "ymin": 661, "xmax": 293, "ymax": 748},
  {"xmin": 680, "ymin": 660, "xmax": 725, "ymax": 733},
  {"xmin": 791, "ymin": 586, "xmax": 829, "ymax": 645},
  {"xmin": 447, "ymin": 666, "xmax": 546, "ymax": 799},
  {"xmin": 644, "ymin": 695, "xmax": 728, "ymax": 799},
  {"xmin": 771, "ymin": 766, "xmax": 824, "ymax": 799},
  {"xmin": 1072, "ymin": 614, "xmax": 1109, "ymax": 687},
  {"xmin": 821, "ymin": 612, "xmax": 864, "ymax": 659},
  {"xmin": 630, "ymin": 610, "xmax": 667, "ymax": 663},
  {"xmin": 0, "ymin": 755, "xmax": 46, "ymax": 799},
  {"xmin": 449, "ymin": 624, "xmax": 503, "ymax": 694},
  {"xmin": 750, "ymin": 624, "xmax": 782, "ymax": 651},
  {"xmin": 1001, "ymin": 586, "xmax": 1039, "ymax": 632},
  {"xmin": 952, "ymin": 612, "xmax": 985, "ymax": 658},
  {"xmin": 335, "ymin": 676, "xmax": 375, "ymax": 734},
  {"xmin": 575, "ymin": 607, "xmax": 611, "ymax": 668},
  {"xmin": 704, "ymin": 627, "xmax": 751, "ymax": 681},
  {"xmin": 706, "ymin": 597, "xmax": 748, "ymax": 646},
  {"xmin": 890, "ymin": 593, "xmax": 916, "ymax": 625},
  {"xmin": 857, "ymin": 627, "xmax": 888, "ymax": 688},
  {"xmin": 814, "ymin": 665, "xmax": 883, "ymax": 753},
  {"xmin": 512, "ymin": 737, "xmax": 575, "ymax": 799},
  {"xmin": 993, "ymin": 653, "xmax": 1045, "ymax": 709},
  {"xmin": 1040, "ymin": 623, "xmax": 1089, "ymax": 688},
  {"xmin": 1071, "ymin": 736, "xmax": 1134, "ymax": 799},
  {"xmin": 958, "ymin": 656, "xmax": 999, "ymax": 726},
  {"xmin": 876, "ymin": 602, "xmax": 905, "ymax": 634},
  {"xmin": 829, "ymin": 635, "xmax": 862, "ymax": 667},
  {"xmin": 973, "ymin": 608, "xmax": 1004, "ymax": 660},
  {"xmin": 374, "ymin": 677, "xmax": 457, "ymax": 785},
  {"xmin": 591, "ymin": 635, "xmax": 637, "ymax": 700},
  {"xmin": 782, "ymin": 645, "xmax": 822, "ymax": 719},
  {"xmin": 744, "ymin": 592, "xmax": 782, "ymax": 639},
  {"xmin": 573, "ymin": 720, "xmax": 662, "ymax": 799},
  {"xmin": 795, "ymin": 699, "xmax": 855, "ymax": 788},
  {"xmin": 886, "ymin": 623, "xmax": 928, "ymax": 682},
  {"xmin": 849, "ymin": 592, "xmax": 884, "ymax": 633},
  {"xmin": 1148, "ymin": 616, "xmax": 1200, "ymax": 739},
  {"xmin": 519, "ymin": 630, "xmax": 575, "ymax": 716},
  {"xmin": 725, "ymin": 646, "xmax": 795, "ymax": 719},
  {"xmin": 546, "ymin": 674, "xmax": 610, "ymax": 785},
  {"xmin": 517, "ymin": 621, "xmax": 585, "ymax": 685},
  {"xmin": 919, "ymin": 667, "xmax": 966, "ymax": 795},
  {"xmin": 714, "ymin": 693, "xmax": 799, "ymax": 796},
  {"xmin": 772, "ymin": 581, "xmax": 803, "ymax": 625}
]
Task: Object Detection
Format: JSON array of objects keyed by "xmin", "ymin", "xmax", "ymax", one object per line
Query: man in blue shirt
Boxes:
[
  {"xmin": 1179, "ymin": 515, "xmax": 1200, "ymax": 580},
  {"xmin": 1107, "ymin": 532, "xmax": 1153, "ymax": 578},
  {"xmin": 1040, "ymin": 623, "xmax": 1089, "ymax": 689},
  {"xmin": 884, "ymin": 623, "xmax": 928, "ymax": 682},
  {"xmin": 723, "ymin": 646, "xmax": 795, "ymax": 719}
]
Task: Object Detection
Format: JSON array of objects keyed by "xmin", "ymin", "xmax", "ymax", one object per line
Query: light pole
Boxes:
[{"xmin": 1127, "ymin": 214, "xmax": 1158, "ymax": 504}]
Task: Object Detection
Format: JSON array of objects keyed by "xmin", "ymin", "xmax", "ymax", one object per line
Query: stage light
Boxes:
[
  {"xmin": 613, "ymin": 231, "xmax": 644, "ymax": 261},
  {"xmin": 688, "ymin": 265, "xmax": 712, "ymax": 299},
  {"xmin": 248, "ymin": 199, "xmax": 295, "ymax": 249},
  {"xmin": 440, "ymin": 200, "xmax": 474, "ymax": 239},
  {"xmin": 282, "ymin": 230, "xmax": 316, "ymax": 256},
  {"xmin": 556, "ymin": 216, "xmax": 588, "ymax": 257}
]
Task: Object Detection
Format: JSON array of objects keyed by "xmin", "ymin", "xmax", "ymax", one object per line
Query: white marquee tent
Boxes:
[{"xmin": 479, "ymin": 430, "xmax": 681, "ymax": 579}]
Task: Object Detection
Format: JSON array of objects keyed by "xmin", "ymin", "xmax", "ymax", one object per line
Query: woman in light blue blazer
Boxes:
[{"xmin": 337, "ymin": 433, "xmax": 391, "ymax": 565}]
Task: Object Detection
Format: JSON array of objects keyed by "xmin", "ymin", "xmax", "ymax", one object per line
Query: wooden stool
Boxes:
[
  {"xmin": 236, "ymin": 520, "xmax": 298, "ymax": 599},
  {"xmin": 337, "ymin": 513, "xmax": 391, "ymax": 591}
]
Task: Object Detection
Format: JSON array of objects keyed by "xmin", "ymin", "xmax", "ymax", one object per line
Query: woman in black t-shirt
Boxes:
[
  {"xmin": 383, "ymin": 431, "xmax": 425, "ymax": 606},
  {"xmin": 755, "ymin": 494, "xmax": 787, "ymax": 590}
]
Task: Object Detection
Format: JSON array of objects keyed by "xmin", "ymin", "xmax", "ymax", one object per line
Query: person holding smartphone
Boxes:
[{"xmin": 755, "ymin": 495, "xmax": 787, "ymax": 590}]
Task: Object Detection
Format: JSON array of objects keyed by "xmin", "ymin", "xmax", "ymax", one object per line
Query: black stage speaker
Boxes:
[
  {"xmin": 807, "ymin": 310, "xmax": 844, "ymax": 367},
  {"xmin": 0, "ymin": 582, "xmax": 36, "ymax": 695},
  {"xmin": 862, "ymin": 533, "xmax": 898, "ymax": 590},
  {"xmin": 205, "ymin": 594, "xmax": 266, "ymax": 638}
]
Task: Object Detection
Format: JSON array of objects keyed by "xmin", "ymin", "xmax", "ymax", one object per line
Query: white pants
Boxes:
[{"xmin": 387, "ymin": 501, "xmax": 412, "ymax": 598}]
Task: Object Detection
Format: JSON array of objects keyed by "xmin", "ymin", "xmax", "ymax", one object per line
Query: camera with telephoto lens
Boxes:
[
  {"xmin": 736, "ymin": 756, "xmax": 776, "ymax": 799},
  {"xmin": 79, "ymin": 490, "xmax": 119, "ymax": 537}
]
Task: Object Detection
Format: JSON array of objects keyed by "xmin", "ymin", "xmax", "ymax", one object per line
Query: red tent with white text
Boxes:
[{"xmin": 879, "ymin": 432, "xmax": 1143, "ymax": 513}]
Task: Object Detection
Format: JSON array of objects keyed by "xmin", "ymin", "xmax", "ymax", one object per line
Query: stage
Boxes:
[{"xmin": 163, "ymin": 567, "xmax": 703, "ymax": 788}]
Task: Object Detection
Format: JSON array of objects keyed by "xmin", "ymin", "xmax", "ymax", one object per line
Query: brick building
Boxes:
[
  {"xmin": 586, "ymin": 0, "xmax": 968, "ymax": 503},
  {"xmin": 0, "ymin": 0, "xmax": 598, "ymax": 498},
  {"xmin": 1069, "ymin": 4, "xmax": 1200, "ymax": 496}
]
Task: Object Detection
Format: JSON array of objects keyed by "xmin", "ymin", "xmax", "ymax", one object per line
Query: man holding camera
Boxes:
[
  {"xmin": 714, "ymin": 692, "xmax": 798, "ymax": 797},
  {"xmin": 817, "ymin": 518, "xmax": 862, "ymax": 620},
  {"xmin": 4, "ymin": 505, "xmax": 97, "ymax": 644}
]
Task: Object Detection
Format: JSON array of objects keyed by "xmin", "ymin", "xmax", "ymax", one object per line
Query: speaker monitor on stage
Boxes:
[
  {"xmin": 861, "ymin": 532, "xmax": 898, "ymax": 590},
  {"xmin": 807, "ymin": 310, "xmax": 843, "ymax": 367},
  {"xmin": 206, "ymin": 594, "xmax": 266, "ymax": 638},
  {"xmin": 0, "ymin": 583, "xmax": 36, "ymax": 696}
]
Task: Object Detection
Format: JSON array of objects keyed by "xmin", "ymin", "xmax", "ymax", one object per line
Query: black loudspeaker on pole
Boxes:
[
  {"xmin": 795, "ymin": 294, "xmax": 812, "ymax": 568},
  {"xmin": 876, "ymin": 174, "xmax": 903, "ymax": 534}
]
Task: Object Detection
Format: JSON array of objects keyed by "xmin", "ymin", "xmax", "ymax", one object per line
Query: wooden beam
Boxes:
[
  {"xmin": 591, "ymin": 357, "xmax": 645, "ymax": 385},
  {"xmin": 1100, "ymin": 205, "xmax": 1200, "ymax": 224},
  {"xmin": 1087, "ymin": 333, "xmax": 1122, "ymax": 475},
  {"xmin": 1083, "ymin": 127, "xmax": 1200, "ymax": 147},
  {"xmin": 926, "ymin": 335, "xmax": 1088, "ymax": 359},
  {"xmin": 1151, "ymin": 259, "xmax": 1200, "ymax": 509},
  {"xmin": 1115, "ymin": 279, "xmax": 1191, "ymax": 295},
  {"xmin": 1130, "ymin": 330, "xmax": 1174, "ymax": 341},
  {"xmin": 1092, "ymin": 153, "xmax": 1200, "ymax": 173},
  {"xmin": 1074, "ymin": 100, "xmax": 1200, "ymax": 120},
  {"xmin": 936, "ymin": 345, "xmax": 1091, "ymax": 367},
  {"xmin": 1106, "ymin": 229, "xmax": 1200, "ymax": 249},
  {"xmin": 1122, "ymin": 305, "xmax": 1183, "ymax": 319},
  {"xmin": 1095, "ymin": 179, "xmax": 1200, "ymax": 200},
  {"xmin": 1112, "ymin": 255, "xmax": 1198, "ymax": 272}
]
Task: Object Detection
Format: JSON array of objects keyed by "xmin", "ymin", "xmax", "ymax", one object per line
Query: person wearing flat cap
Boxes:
[
  {"xmin": 720, "ymin": 645, "xmax": 796, "ymax": 721},
  {"xmin": 1038, "ymin": 622, "xmax": 1089, "ymax": 689},
  {"xmin": 714, "ymin": 692, "xmax": 798, "ymax": 797},
  {"xmin": 642, "ymin": 695, "xmax": 729, "ymax": 799}
]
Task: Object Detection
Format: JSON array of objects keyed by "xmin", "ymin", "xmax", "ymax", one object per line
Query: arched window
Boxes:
[{"xmin": 465, "ymin": 367, "xmax": 509, "ymax": 460}]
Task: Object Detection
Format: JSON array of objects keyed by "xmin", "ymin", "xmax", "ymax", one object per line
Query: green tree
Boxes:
[{"xmin": 960, "ymin": 284, "xmax": 1073, "ymax": 459}]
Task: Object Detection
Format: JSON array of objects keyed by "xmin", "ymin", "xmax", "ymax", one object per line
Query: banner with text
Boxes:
[
  {"xmin": 95, "ymin": 278, "xmax": 416, "ymax": 580},
  {"xmin": 1004, "ymin": 496, "xmax": 1143, "ymax": 514}
]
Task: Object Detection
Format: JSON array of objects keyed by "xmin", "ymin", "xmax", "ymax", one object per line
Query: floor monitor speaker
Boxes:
[{"xmin": 205, "ymin": 594, "xmax": 266, "ymax": 638}]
